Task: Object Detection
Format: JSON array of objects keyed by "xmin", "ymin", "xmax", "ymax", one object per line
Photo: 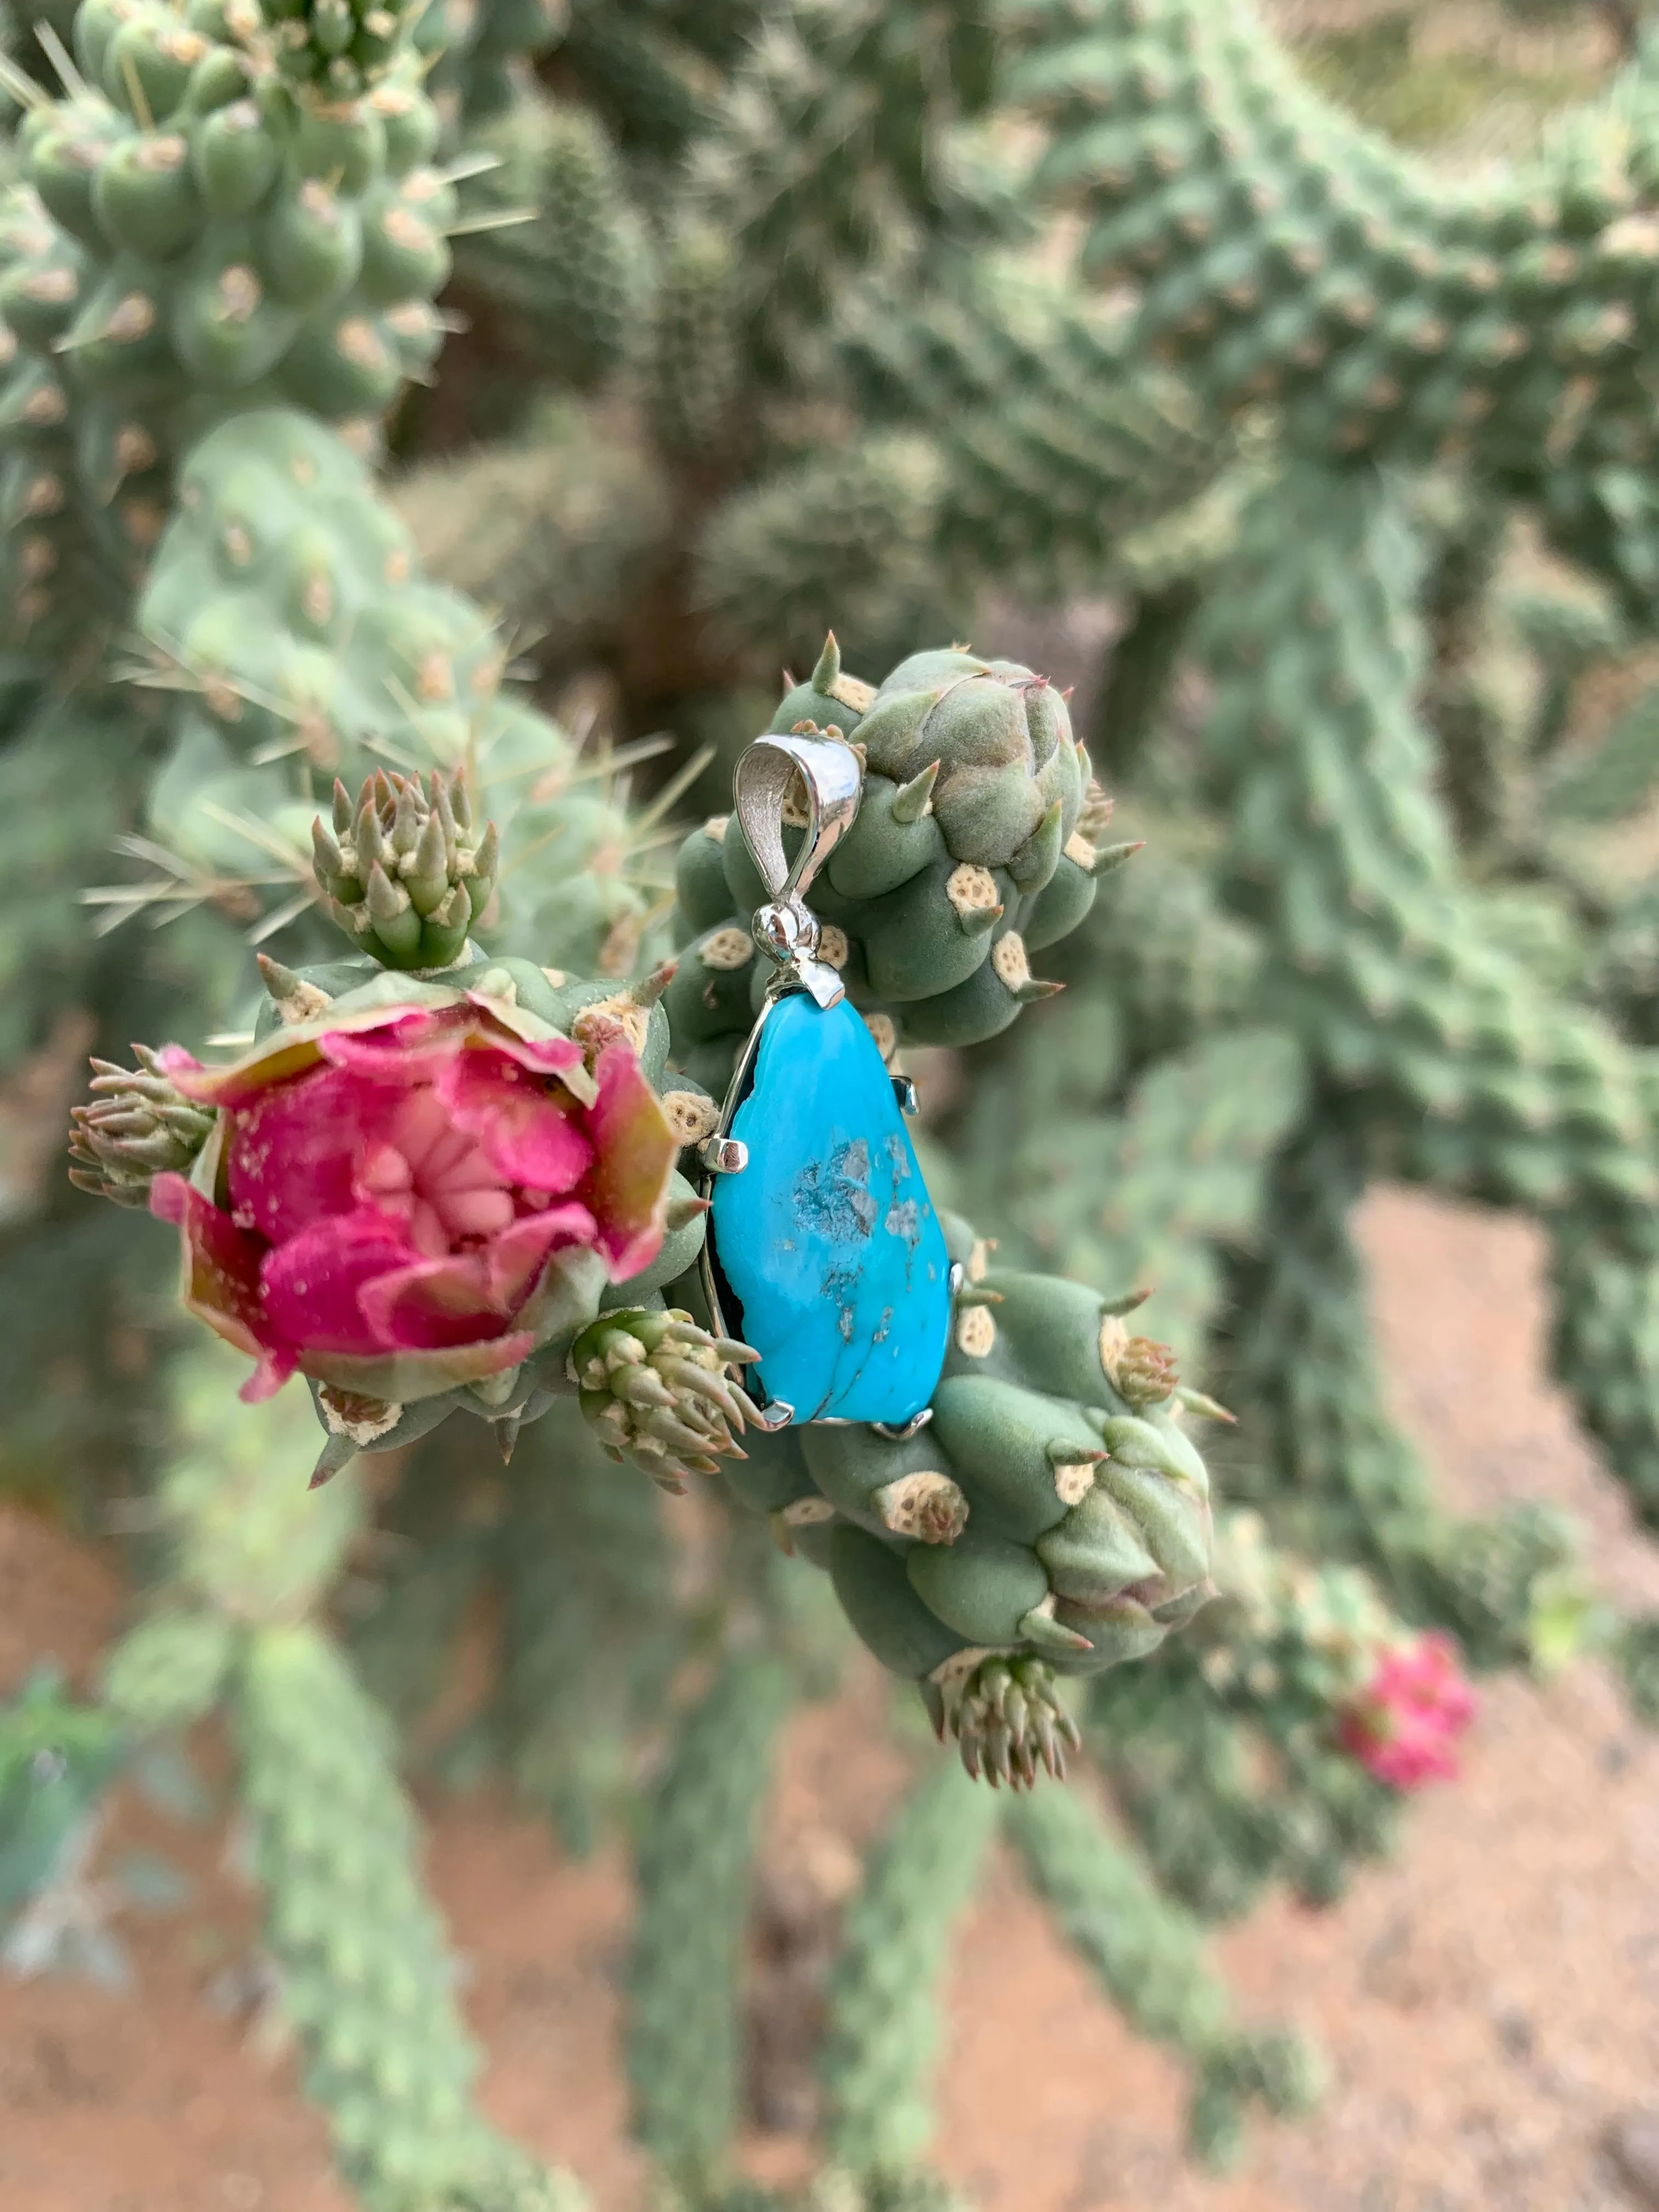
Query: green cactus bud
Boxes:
[
  {"xmin": 256, "ymin": 0, "xmax": 423, "ymax": 99},
  {"xmin": 823, "ymin": 772, "xmax": 945, "ymax": 902},
  {"xmin": 68, "ymin": 1043, "xmax": 217, "ymax": 1206},
  {"xmin": 569, "ymin": 1307, "xmax": 761, "ymax": 1491},
  {"xmin": 314, "ymin": 765, "xmax": 498, "ymax": 969},
  {"xmin": 105, "ymin": 10, "xmax": 214, "ymax": 126},
  {"xmin": 867, "ymin": 649, "xmax": 1085, "ymax": 870},
  {"xmin": 357, "ymin": 177, "xmax": 450, "ymax": 306},
  {"xmin": 1023, "ymin": 850, "xmax": 1098, "ymax": 951},
  {"xmin": 929, "ymin": 1374, "xmax": 1105, "ymax": 1544},
  {"xmin": 905, "ymin": 1527, "xmax": 1051, "ymax": 1647},
  {"xmin": 27, "ymin": 103, "xmax": 133, "ymax": 249},
  {"xmin": 171, "ymin": 252, "xmax": 300, "ymax": 388},
  {"xmin": 291, "ymin": 104, "xmax": 387, "ymax": 194},
  {"xmin": 75, "ymin": 0, "xmax": 131, "ymax": 83},
  {"xmin": 0, "ymin": 244, "xmax": 86, "ymax": 351},
  {"xmin": 673, "ymin": 817, "xmax": 738, "ymax": 941},
  {"xmin": 802, "ymin": 1423, "xmax": 969, "ymax": 1545},
  {"xmin": 257, "ymin": 173, "xmax": 362, "ymax": 307},
  {"xmin": 923, "ymin": 1651, "xmax": 1082, "ymax": 1788}
]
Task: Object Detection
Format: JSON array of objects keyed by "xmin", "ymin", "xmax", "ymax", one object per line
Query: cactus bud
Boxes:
[
  {"xmin": 569, "ymin": 1307, "xmax": 761, "ymax": 1491},
  {"xmin": 68, "ymin": 1046, "xmax": 216, "ymax": 1207},
  {"xmin": 924, "ymin": 1650, "xmax": 1082, "ymax": 1790},
  {"xmin": 313, "ymin": 766, "xmax": 498, "ymax": 969}
]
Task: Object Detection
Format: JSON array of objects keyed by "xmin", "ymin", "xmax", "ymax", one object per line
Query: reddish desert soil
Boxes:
[{"xmin": 3, "ymin": 1186, "xmax": 1659, "ymax": 2212}]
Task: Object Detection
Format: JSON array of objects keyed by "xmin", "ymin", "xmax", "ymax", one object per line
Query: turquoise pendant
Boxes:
[
  {"xmin": 698, "ymin": 731, "xmax": 951, "ymax": 1431},
  {"xmin": 709, "ymin": 991, "xmax": 950, "ymax": 1423}
]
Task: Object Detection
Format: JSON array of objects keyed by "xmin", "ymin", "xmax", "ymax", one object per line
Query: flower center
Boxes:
[{"xmin": 357, "ymin": 1086, "xmax": 532, "ymax": 1256}]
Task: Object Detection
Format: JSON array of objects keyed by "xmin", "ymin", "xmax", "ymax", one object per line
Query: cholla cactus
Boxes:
[{"xmin": 12, "ymin": 0, "xmax": 1659, "ymax": 2205}]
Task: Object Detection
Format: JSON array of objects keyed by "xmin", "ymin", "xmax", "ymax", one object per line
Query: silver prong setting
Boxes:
[
  {"xmin": 870, "ymin": 1407, "xmax": 934, "ymax": 1441},
  {"xmin": 755, "ymin": 1399, "xmax": 795, "ymax": 1430},
  {"xmin": 698, "ymin": 1136, "xmax": 749, "ymax": 1176},
  {"xmin": 891, "ymin": 1074, "xmax": 919, "ymax": 1115}
]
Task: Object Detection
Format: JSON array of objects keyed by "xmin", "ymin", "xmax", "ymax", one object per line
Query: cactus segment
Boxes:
[
  {"xmin": 627, "ymin": 1650, "xmax": 796, "ymax": 2190},
  {"xmin": 704, "ymin": 1201, "xmax": 1214, "ymax": 1779}
]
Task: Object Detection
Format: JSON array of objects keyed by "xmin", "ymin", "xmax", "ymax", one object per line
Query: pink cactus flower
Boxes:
[
  {"xmin": 148, "ymin": 991, "xmax": 678, "ymax": 1406},
  {"xmin": 1339, "ymin": 1631, "xmax": 1477, "ymax": 1791}
]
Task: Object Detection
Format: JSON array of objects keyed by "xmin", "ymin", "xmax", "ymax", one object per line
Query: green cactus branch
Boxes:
[
  {"xmin": 627, "ymin": 1647, "xmax": 798, "ymax": 2191},
  {"xmin": 99, "ymin": 1347, "xmax": 588, "ymax": 2211},
  {"xmin": 819, "ymin": 1760, "xmax": 1000, "ymax": 2184},
  {"xmin": 1014, "ymin": 0, "xmax": 1659, "ymax": 495}
]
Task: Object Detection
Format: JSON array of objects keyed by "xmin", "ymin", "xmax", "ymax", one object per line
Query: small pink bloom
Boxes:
[
  {"xmin": 150, "ymin": 999, "xmax": 676, "ymax": 1404},
  {"xmin": 1339, "ymin": 1631, "xmax": 1477, "ymax": 1792}
]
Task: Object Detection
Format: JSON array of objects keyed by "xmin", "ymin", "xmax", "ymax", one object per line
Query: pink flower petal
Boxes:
[
  {"xmin": 438, "ymin": 1047, "xmax": 592, "ymax": 1192},
  {"xmin": 356, "ymin": 1251, "xmax": 512, "ymax": 1352},
  {"xmin": 150, "ymin": 1172, "xmax": 296, "ymax": 1399},
  {"xmin": 315, "ymin": 1007, "xmax": 468, "ymax": 1080},
  {"xmin": 486, "ymin": 1204, "xmax": 596, "ymax": 1311},
  {"xmin": 459, "ymin": 1008, "xmax": 586, "ymax": 1080},
  {"xmin": 577, "ymin": 1042, "xmax": 677, "ymax": 1278},
  {"xmin": 261, "ymin": 1207, "xmax": 426, "ymax": 1359},
  {"xmin": 160, "ymin": 1034, "xmax": 331, "ymax": 1110},
  {"xmin": 226, "ymin": 1064, "xmax": 408, "ymax": 1245}
]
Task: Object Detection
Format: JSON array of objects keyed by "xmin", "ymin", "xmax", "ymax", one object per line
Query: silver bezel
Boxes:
[{"xmin": 695, "ymin": 978, "xmax": 795, "ymax": 1420}]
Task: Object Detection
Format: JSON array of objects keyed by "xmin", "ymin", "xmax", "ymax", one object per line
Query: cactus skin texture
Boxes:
[
  {"xmin": 626, "ymin": 1649, "xmax": 797, "ymax": 2194},
  {"xmin": 713, "ymin": 1207, "xmax": 1216, "ymax": 1781},
  {"xmin": 1004, "ymin": 1780, "xmax": 1323, "ymax": 2169},
  {"xmin": 0, "ymin": 0, "xmax": 450, "ymax": 650},
  {"xmin": 818, "ymin": 1761, "xmax": 1000, "ymax": 2186}
]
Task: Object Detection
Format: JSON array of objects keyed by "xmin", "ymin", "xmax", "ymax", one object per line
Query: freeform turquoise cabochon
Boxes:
[{"xmin": 709, "ymin": 992, "xmax": 951, "ymax": 1424}]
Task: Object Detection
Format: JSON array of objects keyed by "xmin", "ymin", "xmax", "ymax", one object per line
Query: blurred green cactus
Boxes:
[{"xmin": 7, "ymin": 1, "xmax": 1659, "ymax": 2208}]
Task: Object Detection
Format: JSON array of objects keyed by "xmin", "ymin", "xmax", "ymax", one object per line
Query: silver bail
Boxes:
[{"xmin": 734, "ymin": 732, "xmax": 861, "ymax": 1008}]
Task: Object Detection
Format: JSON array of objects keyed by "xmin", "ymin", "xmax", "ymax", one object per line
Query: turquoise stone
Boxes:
[{"xmin": 709, "ymin": 991, "xmax": 951, "ymax": 1424}]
